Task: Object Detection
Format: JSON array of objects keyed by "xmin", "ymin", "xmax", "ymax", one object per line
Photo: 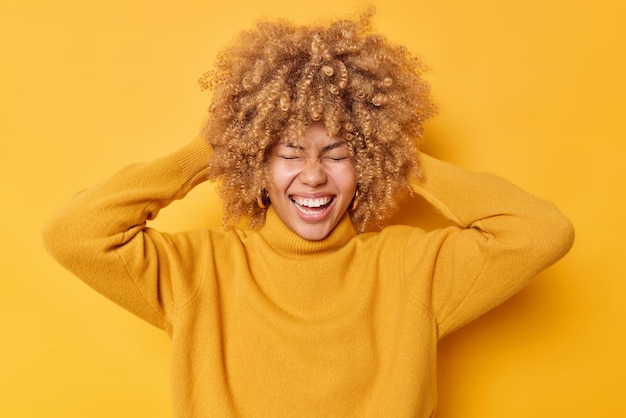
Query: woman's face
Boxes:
[{"xmin": 267, "ymin": 123, "xmax": 357, "ymax": 241}]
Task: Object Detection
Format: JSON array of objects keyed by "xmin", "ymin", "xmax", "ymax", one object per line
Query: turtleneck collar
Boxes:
[{"xmin": 258, "ymin": 206, "xmax": 357, "ymax": 258}]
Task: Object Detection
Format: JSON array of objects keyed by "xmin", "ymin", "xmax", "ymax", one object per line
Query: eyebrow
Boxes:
[{"xmin": 280, "ymin": 141, "xmax": 348, "ymax": 153}]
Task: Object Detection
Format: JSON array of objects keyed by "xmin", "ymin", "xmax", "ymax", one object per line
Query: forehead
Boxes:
[{"xmin": 277, "ymin": 123, "xmax": 348, "ymax": 149}]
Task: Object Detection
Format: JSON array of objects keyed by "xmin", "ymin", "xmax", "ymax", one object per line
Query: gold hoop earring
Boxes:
[
  {"xmin": 257, "ymin": 188, "xmax": 270, "ymax": 209},
  {"xmin": 350, "ymin": 189, "xmax": 360, "ymax": 212}
]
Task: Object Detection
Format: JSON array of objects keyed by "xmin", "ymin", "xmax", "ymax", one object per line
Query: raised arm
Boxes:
[
  {"xmin": 407, "ymin": 152, "xmax": 575, "ymax": 337},
  {"xmin": 42, "ymin": 137, "xmax": 213, "ymax": 330}
]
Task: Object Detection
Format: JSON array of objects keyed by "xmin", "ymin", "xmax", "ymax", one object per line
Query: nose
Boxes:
[{"xmin": 299, "ymin": 159, "xmax": 327, "ymax": 187}]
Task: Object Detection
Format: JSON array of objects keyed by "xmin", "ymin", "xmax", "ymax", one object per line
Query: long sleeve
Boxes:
[
  {"xmin": 407, "ymin": 152, "xmax": 575, "ymax": 337},
  {"xmin": 42, "ymin": 137, "xmax": 213, "ymax": 331}
]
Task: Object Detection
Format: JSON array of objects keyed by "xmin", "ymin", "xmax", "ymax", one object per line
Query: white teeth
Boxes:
[{"xmin": 292, "ymin": 196, "xmax": 332, "ymax": 208}]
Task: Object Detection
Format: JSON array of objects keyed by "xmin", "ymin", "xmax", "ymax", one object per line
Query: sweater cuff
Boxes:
[
  {"xmin": 175, "ymin": 136, "xmax": 213, "ymax": 189},
  {"xmin": 409, "ymin": 152, "xmax": 466, "ymax": 226}
]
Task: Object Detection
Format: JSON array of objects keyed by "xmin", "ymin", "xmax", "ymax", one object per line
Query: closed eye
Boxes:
[{"xmin": 322, "ymin": 149, "xmax": 351, "ymax": 161}]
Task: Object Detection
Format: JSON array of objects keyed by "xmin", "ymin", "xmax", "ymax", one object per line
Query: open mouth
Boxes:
[{"xmin": 290, "ymin": 196, "xmax": 334, "ymax": 216}]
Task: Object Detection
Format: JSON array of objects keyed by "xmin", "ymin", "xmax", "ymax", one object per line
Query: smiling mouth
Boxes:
[{"xmin": 290, "ymin": 196, "xmax": 334, "ymax": 215}]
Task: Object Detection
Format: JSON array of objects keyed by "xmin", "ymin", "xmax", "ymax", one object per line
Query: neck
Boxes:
[{"xmin": 259, "ymin": 206, "xmax": 356, "ymax": 258}]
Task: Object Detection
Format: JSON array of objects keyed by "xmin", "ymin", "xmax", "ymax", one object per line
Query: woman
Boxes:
[{"xmin": 43, "ymin": 10, "xmax": 574, "ymax": 417}]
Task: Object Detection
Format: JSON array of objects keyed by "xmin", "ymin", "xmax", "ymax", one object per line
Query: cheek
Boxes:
[
  {"xmin": 267, "ymin": 161, "xmax": 293, "ymax": 192},
  {"xmin": 333, "ymin": 165, "xmax": 357, "ymax": 194}
]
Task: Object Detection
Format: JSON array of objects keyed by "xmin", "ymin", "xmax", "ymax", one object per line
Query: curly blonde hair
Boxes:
[{"xmin": 199, "ymin": 8, "xmax": 437, "ymax": 232}]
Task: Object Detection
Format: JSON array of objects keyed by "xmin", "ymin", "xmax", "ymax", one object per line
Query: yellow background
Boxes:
[{"xmin": 1, "ymin": 0, "xmax": 624, "ymax": 416}]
